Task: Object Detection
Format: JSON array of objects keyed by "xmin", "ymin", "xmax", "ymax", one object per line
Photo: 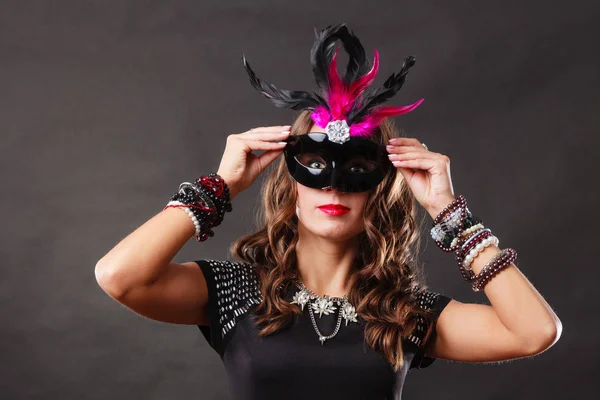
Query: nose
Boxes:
[
  {"xmin": 322, "ymin": 161, "xmax": 345, "ymax": 193},
  {"xmin": 321, "ymin": 186, "xmax": 346, "ymax": 194}
]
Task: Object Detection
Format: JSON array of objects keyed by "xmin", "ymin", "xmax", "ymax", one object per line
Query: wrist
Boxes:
[
  {"xmin": 216, "ymin": 171, "xmax": 238, "ymax": 201},
  {"xmin": 426, "ymin": 195, "xmax": 456, "ymax": 220}
]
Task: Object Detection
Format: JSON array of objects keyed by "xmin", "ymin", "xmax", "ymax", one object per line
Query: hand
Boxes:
[
  {"xmin": 386, "ymin": 137, "xmax": 456, "ymax": 218},
  {"xmin": 217, "ymin": 125, "xmax": 291, "ymax": 200}
]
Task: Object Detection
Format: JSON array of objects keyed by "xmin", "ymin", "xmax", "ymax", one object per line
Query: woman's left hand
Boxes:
[{"xmin": 386, "ymin": 137, "xmax": 456, "ymax": 219}]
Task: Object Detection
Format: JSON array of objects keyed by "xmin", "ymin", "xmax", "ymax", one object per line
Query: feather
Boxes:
[
  {"xmin": 347, "ymin": 55, "xmax": 417, "ymax": 124},
  {"xmin": 310, "ymin": 105, "xmax": 332, "ymax": 128},
  {"xmin": 337, "ymin": 25, "xmax": 370, "ymax": 85},
  {"xmin": 242, "ymin": 55, "xmax": 324, "ymax": 110},
  {"xmin": 315, "ymin": 25, "xmax": 380, "ymax": 120},
  {"xmin": 326, "ymin": 48, "xmax": 347, "ymax": 119},
  {"xmin": 243, "ymin": 22, "xmax": 422, "ymax": 136},
  {"xmin": 348, "ymin": 98, "xmax": 424, "ymax": 137},
  {"xmin": 346, "ymin": 49, "xmax": 379, "ymax": 106},
  {"xmin": 310, "ymin": 23, "xmax": 347, "ymax": 92}
]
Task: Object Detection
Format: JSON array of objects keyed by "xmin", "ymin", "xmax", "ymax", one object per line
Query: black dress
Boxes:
[{"xmin": 194, "ymin": 259, "xmax": 452, "ymax": 400}]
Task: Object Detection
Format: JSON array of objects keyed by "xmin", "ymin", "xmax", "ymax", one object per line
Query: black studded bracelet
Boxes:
[{"xmin": 164, "ymin": 173, "xmax": 233, "ymax": 242}]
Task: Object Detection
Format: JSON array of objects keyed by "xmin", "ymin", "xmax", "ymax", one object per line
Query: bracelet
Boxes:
[
  {"xmin": 462, "ymin": 235, "xmax": 499, "ymax": 270},
  {"xmin": 165, "ymin": 200, "xmax": 203, "ymax": 238},
  {"xmin": 431, "ymin": 195, "xmax": 518, "ymax": 292},
  {"xmin": 430, "ymin": 195, "xmax": 482, "ymax": 252},
  {"xmin": 472, "ymin": 248, "xmax": 517, "ymax": 291},
  {"xmin": 163, "ymin": 173, "xmax": 233, "ymax": 242}
]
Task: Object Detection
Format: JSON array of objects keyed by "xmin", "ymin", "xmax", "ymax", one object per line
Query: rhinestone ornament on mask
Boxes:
[
  {"xmin": 290, "ymin": 278, "xmax": 359, "ymax": 345},
  {"xmin": 325, "ymin": 119, "xmax": 351, "ymax": 144}
]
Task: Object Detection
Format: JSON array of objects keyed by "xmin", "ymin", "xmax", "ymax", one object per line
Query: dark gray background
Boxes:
[{"xmin": 1, "ymin": 0, "xmax": 598, "ymax": 399}]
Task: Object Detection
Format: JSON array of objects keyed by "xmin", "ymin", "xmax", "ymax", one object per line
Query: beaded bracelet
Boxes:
[
  {"xmin": 430, "ymin": 195, "xmax": 482, "ymax": 252},
  {"xmin": 472, "ymin": 248, "xmax": 517, "ymax": 291},
  {"xmin": 180, "ymin": 182, "xmax": 225, "ymax": 226},
  {"xmin": 165, "ymin": 200, "xmax": 196, "ymax": 231},
  {"xmin": 163, "ymin": 173, "xmax": 233, "ymax": 242},
  {"xmin": 461, "ymin": 235, "xmax": 499, "ymax": 270},
  {"xmin": 430, "ymin": 194, "xmax": 517, "ymax": 291},
  {"xmin": 166, "ymin": 188, "xmax": 217, "ymax": 241}
]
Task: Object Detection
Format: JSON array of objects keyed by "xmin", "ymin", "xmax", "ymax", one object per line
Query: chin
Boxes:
[{"xmin": 309, "ymin": 221, "xmax": 362, "ymax": 241}]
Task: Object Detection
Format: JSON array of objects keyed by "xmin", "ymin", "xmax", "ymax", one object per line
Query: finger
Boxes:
[
  {"xmin": 388, "ymin": 137, "xmax": 428, "ymax": 151},
  {"xmin": 238, "ymin": 138, "xmax": 288, "ymax": 151},
  {"xmin": 243, "ymin": 125, "xmax": 292, "ymax": 134},
  {"xmin": 237, "ymin": 130, "xmax": 290, "ymax": 141},
  {"xmin": 257, "ymin": 148, "xmax": 285, "ymax": 166},
  {"xmin": 386, "ymin": 144, "xmax": 430, "ymax": 155},
  {"xmin": 388, "ymin": 137, "xmax": 426, "ymax": 149},
  {"xmin": 391, "ymin": 158, "xmax": 436, "ymax": 170},
  {"xmin": 387, "ymin": 151, "xmax": 438, "ymax": 160}
]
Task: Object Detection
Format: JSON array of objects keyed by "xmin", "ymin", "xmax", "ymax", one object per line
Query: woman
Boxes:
[{"xmin": 95, "ymin": 24, "xmax": 562, "ymax": 399}]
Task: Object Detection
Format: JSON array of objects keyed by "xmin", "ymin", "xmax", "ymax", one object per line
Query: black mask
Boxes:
[{"xmin": 282, "ymin": 132, "xmax": 392, "ymax": 193}]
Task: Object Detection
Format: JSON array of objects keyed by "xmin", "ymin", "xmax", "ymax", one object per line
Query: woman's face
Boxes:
[{"xmin": 295, "ymin": 124, "xmax": 371, "ymax": 242}]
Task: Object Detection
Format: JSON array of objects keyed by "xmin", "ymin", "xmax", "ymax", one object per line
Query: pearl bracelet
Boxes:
[
  {"xmin": 166, "ymin": 200, "xmax": 202, "ymax": 237},
  {"xmin": 163, "ymin": 173, "xmax": 233, "ymax": 242},
  {"xmin": 462, "ymin": 235, "xmax": 499, "ymax": 269}
]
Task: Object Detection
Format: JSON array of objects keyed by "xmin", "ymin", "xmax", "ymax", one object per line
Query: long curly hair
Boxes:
[{"xmin": 229, "ymin": 109, "xmax": 438, "ymax": 372}]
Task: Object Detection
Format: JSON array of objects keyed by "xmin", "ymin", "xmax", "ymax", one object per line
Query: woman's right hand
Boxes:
[{"xmin": 216, "ymin": 125, "xmax": 291, "ymax": 199}]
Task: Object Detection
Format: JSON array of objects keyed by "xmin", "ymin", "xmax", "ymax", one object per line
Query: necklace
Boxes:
[{"xmin": 290, "ymin": 278, "xmax": 359, "ymax": 345}]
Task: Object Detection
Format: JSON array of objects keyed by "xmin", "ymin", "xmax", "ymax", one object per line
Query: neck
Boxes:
[{"xmin": 295, "ymin": 229, "xmax": 358, "ymax": 299}]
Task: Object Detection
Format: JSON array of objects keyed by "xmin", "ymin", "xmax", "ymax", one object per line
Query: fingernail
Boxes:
[
  {"xmin": 386, "ymin": 145, "xmax": 394, "ymax": 149},
  {"xmin": 277, "ymin": 142, "xmax": 288, "ymax": 145},
  {"xmin": 389, "ymin": 138, "xmax": 399, "ymax": 143}
]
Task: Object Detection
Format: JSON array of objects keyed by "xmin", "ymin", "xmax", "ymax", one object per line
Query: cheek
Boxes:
[{"xmin": 353, "ymin": 196, "xmax": 370, "ymax": 212}]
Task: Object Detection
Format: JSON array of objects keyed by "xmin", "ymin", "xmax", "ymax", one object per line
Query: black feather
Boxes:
[
  {"xmin": 309, "ymin": 23, "xmax": 346, "ymax": 91},
  {"xmin": 347, "ymin": 55, "xmax": 417, "ymax": 124},
  {"xmin": 336, "ymin": 26, "xmax": 370, "ymax": 85},
  {"xmin": 242, "ymin": 54, "xmax": 324, "ymax": 110},
  {"xmin": 309, "ymin": 23, "xmax": 376, "ymax": 102}
]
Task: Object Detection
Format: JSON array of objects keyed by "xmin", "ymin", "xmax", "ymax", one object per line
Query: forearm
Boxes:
[
  {"xmin": 468, "ymin": 245, "xmax": 561, "ymax": 348},
  {"xmin": 426, "ymin": 200, "xmax": 562, "ymax": 351},
  {"xmin": 95, "ymin": 207, "xmax": 196, "ymax": 296}
]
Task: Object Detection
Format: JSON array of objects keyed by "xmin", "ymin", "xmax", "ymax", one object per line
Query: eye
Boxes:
[
  {"xmin": 345, "ymin": 159, "xmax": 377, "ymax": 173},
  {"xmin": 296, "ymin": 153, "xmax": 327, "ymax": 169},
  {"xmin": 307, "ymin": 159, "xmax": 326, "ymax": 169}
]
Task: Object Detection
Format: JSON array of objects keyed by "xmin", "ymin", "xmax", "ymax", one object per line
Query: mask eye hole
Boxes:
[
  {"xmin": 344, "ymin": 157, "xmax": 378, "ymax": 173},
  {"xmin": 295, "ymin": 153, "xmax": 327, "ymax": 169}
]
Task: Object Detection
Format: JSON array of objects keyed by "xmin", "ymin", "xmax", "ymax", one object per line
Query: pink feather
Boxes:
[
  {"xmin": 312, "ymin": 44, "xmax": 422, "ymax": 138},
  {"xmin": 349, "ymin": 98, "xmax": 425, "ymax": 137},
  {"xmin": 347, "ymin": 49, "xmax": 380, "ymax": 103},
  {"xmin": 326, "ymin": 48, "xmax": 381, "ymax": 121},
  {"xmin": 349, "ymin": 117, "xmax": 379, "ymax": 137},
  {"xmin": 326, "ymin": 49, "xmax": 348, "ymax": 120},
  {"xmin": 311, "ymin": 106, "xmax": 331, "ymax": 128}
]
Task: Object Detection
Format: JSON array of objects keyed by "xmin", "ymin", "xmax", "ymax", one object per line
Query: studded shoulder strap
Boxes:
[
  {"xmin": 194, "ymin": 259, "xmax": 262, "ymax": 358},
  {"xmin": 407, "ymin": 290, "xmax": 452, "ymax": 370}
]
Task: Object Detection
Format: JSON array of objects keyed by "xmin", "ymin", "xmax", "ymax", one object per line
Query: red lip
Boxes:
[{"xmin": 318, "ymin": 204, "xmax": 350, "ymax": 211}]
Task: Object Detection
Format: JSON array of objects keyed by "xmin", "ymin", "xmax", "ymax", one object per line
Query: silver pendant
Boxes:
[
  {"xmin": 311, "ymin": 295, "xmax": 337, "ymax": 317},
  {"xmin": 341, "ymin": 302, "xmax": 358, "ymax": 326},
  {"xmin": 290, "ymin": 280, "xmax": 359, "ymax": 345},
  {"xmin": 290, "ymin": 288, "xmax": 311, "ymax": 311}
]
